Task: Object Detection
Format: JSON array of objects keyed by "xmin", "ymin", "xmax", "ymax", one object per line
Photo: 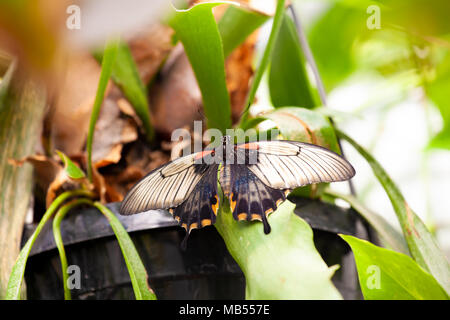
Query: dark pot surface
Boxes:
[{"xmin": 23, "ymin": 198, "xmax": 368, "ymax": 300}]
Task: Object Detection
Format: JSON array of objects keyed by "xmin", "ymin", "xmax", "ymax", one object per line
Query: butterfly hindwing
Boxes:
[
  {"xmin": 224, "ymin": 164, "xmax": 287, "ymax": 234},
  {"xmin": 170, "ymin": 164, "xmax": 219, "ymax": 247}
]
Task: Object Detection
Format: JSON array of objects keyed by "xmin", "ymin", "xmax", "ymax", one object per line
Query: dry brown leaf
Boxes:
[
  {"xmin": 128, "ymin": 24, "xmax": 174, "ymax": 85},
  {"xmin": 8, "ymin": 154, "xmax": 62, "ymax": 195},
  {"xmin": 48, "ymin": 52, "xmax": 140, "ymax": 171},
  {"xmin": 101, "ymin": 147, "xmax": 170, "ymax": 201},
  {"xmin": 49, "ymin": 52, "xmax": 106, "ymax": 155},
  {"xmin": 46, "ymin": 169, "xmax": 82, "ymax": 208},
  {"xmin": 117, "ymin": 98, "xmax": 143, "ymax": 128},
  {"xmin": 91, "ymin": 165, "xmax": 107, "ymax": 203},
  {"xmin": 149, "ymin": 44, "xmax": 203, "ymax": 137},
  {"xmin": 8, "ymin": 154, "xmax": 86, "ymax": 207},
  {"xmin": 92, "ymin": 87, "xmax": 138, "ymax": 168},
  {"xmin": 103, "ymin": 166, "xmax": 145, "ymax": 202},
  {"xmin": 225, "ymin": 31, "xmax": 257, "ymax": 122}
]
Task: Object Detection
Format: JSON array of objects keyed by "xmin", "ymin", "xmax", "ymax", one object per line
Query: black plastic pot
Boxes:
[{"xmin": 23, "ymin": 197, "xmax": 369, "ymax": 299}]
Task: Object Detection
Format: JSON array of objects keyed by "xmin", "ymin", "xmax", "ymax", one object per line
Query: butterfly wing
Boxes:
[
  {"xmin": 170, "ymin": 164, "xmax": 219, "ymax": 248},
  {"xmin": 120, "ymin": 153, "xmax": 201, "ymax": 214},
  {"xmin": 236, "ymin": 140, "xmax": 355, "ymax": 190},
  {"xmin": 225, "ymin": 140, "xmax": 354, "ymax": 234},
  {"xmin": 223, "ymin": 164, "xmax": 288, "ymax": 234},
  {"xmin": 119, "ymin": 150, "xmax": 220, "ymax": 248}
]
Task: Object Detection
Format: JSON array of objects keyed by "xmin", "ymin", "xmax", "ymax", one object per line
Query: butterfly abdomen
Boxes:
[{"xmin": 219, "ymin": 164, "xmax": 232, "ymax": 197}]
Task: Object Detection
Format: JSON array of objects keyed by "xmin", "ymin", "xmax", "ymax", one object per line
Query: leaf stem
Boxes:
[
  {"xmin": 52, "ymin": 198, "xmax": 94, "ymax": 300},
  {"xmin": 92, "ymin": 202, "xmax": 156, "ymax": 300},
  {"xmin": 5, "ymin": 189, "xmax": 94, "ymax": 300}
]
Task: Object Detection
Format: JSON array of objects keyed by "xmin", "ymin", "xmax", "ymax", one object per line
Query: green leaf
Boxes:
[
  {"xmin": 265, "ymin": 107, "xmax": 340, "ymax": 153},
  {"xmin": 215, "ymin": 199, "xmax": 342, "ymax": 299},
  {"xmin": 239, "ymin": 116, "xmax": 268, "ymax": 131},
  {"xmin": 106, "ymin": 41, "xmax": 154, "ymax": 142},
  {"xmin": 56, "ymin": 150, "xmax": 85, "ymax": 180},
  {"xmin": 218, "ymin": 5, "xmax": 269, "ymax": 58},
  {"xmin": 325, "ymin": 189, "xmax": 409, "ymax": 255},
  {"xmin": 169, "ymin": 2, "xmax": 231, "ymax": 133},
  {"xmin": 341, "ymin": 235, "xmax": 448, "ymax": 300},
  {"xmin": 87, "ymin": 39, "xmax": 118, "ymax": 182},
  {"xmin": 52, "ymin": 199, "xmax": 93, "ymax": 300},
  {"xmin": 383, "ymin": 0, "xmax": 450, "ymax": 38},
  {"xmin": 268, "ymin": 12, "xmax": 316, "ymax": 108},
  {"xmin": 93, "ymin": 202, "xmax": 156, "ymax": 300},
  {"xmin": 5, "ymin": 190, "xmax": 93, "ymax": 300},
  {"xmin": 240, "ymin": 0, "xmax": 286, "ymax": 125},
  {"xmin": 338, "ymin": 130, "xmax": 450, "ymax": 295},
  {"xmin": 308, "ymin": 3, "xmax": 365, "ymax": 90},
  {"xmin": 427, "ymin": 51, "xmax": 450, "ymax": 150},
  {"xmin": 428, "ymin": 124, "xmax": 450, "ymax": 150}
]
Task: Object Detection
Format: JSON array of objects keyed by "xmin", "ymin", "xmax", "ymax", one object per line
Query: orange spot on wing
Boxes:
[
  {"xmin": 251, "ymin": 214, "xmax": 262, "ymax": 221},
  {"xmin": 189, "ymin": 222, "xmax": 198, "ymax": 232},
  {"xmin": 237, "ymin": 142, "xmax": 259, "ymax": 150},
  {"xmin": 230, "ymin": 193, "xmax": 237, "ymax": 212},
  {"xmin": 211, "ymin": 195, "xmax": 219, "ymax": 215},
  {"xmin": 194, "ymin": 150, "xmax": 214, "ymax": 160},
  {"xmin": 238, "ymin": 213, "xmax": 247, "ymax": 221},
  {"xmin": 201, "ymin": 219, "xmax": 212, "ymax": 226}
]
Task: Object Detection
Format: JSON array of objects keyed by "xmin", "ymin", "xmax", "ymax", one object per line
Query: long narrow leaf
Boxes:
[
  {"xmin": 337, "ymin": 129, "xmax": 450, "ymax": 295},
  {"xmin": 169, "ymin": 3, "xmax": 231, "ymax": 133},
  {"xmin": 53, "ymin": 199, "xmax": 93, "ymax": 300},
  {"xmin": 240, "ymin": 0, "xmax": 286, "ymax": 124},
  {"xmin": 5, "ymin": 190, "xmax": 93, "ymax": 300},
  {"xmin": 268, "ymin": 12, "xmax": 315, "ymax": 108},
  {"xmin": 96, "ymin": 41, "xmax": 154, "ymax": 142},
  {"xmin": 93, "ymin": 202, "xmax": 156, "ymax": 300},
  {"xmin": 218, "ymin": 5, "xmax": 269, "ymax": 58},
  {"xmin": 87, "ymin": 39, "xmax": 118, "ymax": 182},
  {"xmin": 325, "ymin": 189, "xmax": 409, "ymax": 255}
]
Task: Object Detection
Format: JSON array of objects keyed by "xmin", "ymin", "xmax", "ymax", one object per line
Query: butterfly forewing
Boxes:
[
  {"xmin": 120, "ymin": 153, "xmax": 209, "ymax": 215},
  {"xmin": 238, "ymin": 140, "xmax": 355, "ymax": 190}
]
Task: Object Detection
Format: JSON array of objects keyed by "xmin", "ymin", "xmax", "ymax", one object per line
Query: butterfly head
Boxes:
[{"xmin": 221, "ymin": 135, "xmax": 231, "ymax": 145}]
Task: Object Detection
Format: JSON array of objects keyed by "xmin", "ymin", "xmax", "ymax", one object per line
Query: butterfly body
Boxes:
[{"xmin": 120, "ymin": 135, "xmax": 355, "ymax": 245}]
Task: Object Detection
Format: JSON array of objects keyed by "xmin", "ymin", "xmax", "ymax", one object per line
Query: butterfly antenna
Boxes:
[{"xmin": 196, "ymin": 105, "xmax": 206, "ymax": 121}]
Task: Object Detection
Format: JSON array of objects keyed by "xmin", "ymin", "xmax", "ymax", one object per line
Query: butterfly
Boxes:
[{"xmin": 119, "ymin": 135, "xmax": 355, "ymax": 247}]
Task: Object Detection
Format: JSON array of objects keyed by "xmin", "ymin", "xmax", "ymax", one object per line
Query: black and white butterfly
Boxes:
[{"xmin": 119, "ymin": 136, "xmax": 355, "ymax": 246}]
